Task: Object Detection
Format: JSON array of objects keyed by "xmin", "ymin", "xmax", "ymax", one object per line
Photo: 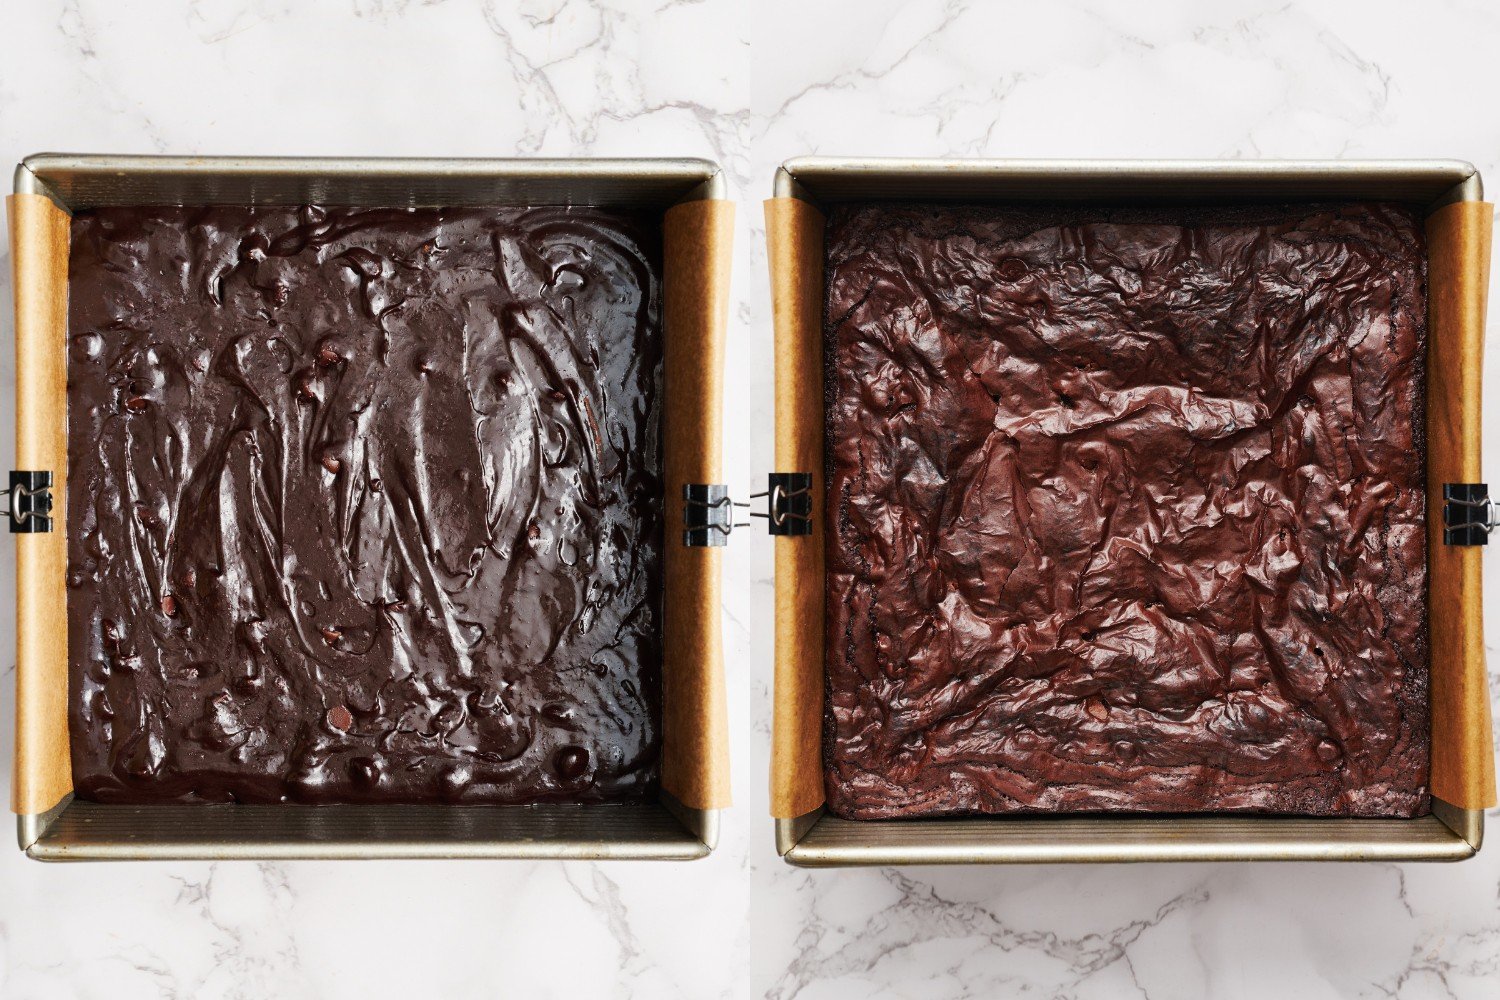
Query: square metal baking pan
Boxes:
[
  {"xmin": 12, "ymin": 153, "xmax": 727, "ymax": 861},
  {"xmin": 771, "ymin": 156, "xmax": 1489, "ymax": 866}
]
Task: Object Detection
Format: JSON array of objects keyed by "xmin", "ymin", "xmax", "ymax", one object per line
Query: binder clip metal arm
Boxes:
[{"xmin": 1443, "ymin": 483, "xmax": 1496, "ymax": 546}]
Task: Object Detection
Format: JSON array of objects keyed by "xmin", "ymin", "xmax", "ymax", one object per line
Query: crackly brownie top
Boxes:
[{"xmin": 823, "ymin": 201, "xmax": 1430, "ymax": 819}]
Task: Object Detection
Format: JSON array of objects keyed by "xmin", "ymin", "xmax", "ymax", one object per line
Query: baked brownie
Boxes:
[
  {"xmin": 68, "ymin": 205, "xmax": 664, "ymax": 804},
  {"xmin": 823, "ymin": 202, "xmax": 1430, "ymax": 818}
]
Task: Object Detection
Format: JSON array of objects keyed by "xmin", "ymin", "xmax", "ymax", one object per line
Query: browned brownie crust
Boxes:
[{"xmin": 823, "ymin": 202, "xmax": 1430, "ymax": 819}]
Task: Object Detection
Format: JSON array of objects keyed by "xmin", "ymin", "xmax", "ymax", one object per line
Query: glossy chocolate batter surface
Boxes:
[
  {"xmin": 823, "ymin": 202, "xmax": 1430, "ymax": 819},
  {"xmin": 68, "ymin": 205, "xmax": 664, "ymax": 804}
]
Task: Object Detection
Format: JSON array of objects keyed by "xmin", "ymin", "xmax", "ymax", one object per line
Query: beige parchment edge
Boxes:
[
  {"xmin": 8, "ymin": 192, "xmax": 71, "ymax": 816},
  {"xmin": 1426, "ymin": 198, "xmax": 1496, "ymax": 810},
  {"xmin": 765, "ymin": 196, "xmax": 826, "ymax": 819},
  {"xmin": 661, "ymin": 198, "xmax": 734, "ymax": 811}
]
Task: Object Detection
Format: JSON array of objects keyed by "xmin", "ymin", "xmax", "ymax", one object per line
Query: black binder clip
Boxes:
[
  {"xmin": 3, "ymin": 471, "xmax": 54, "ymax": 534},
  {"xmin": 1443, "ymin": 483, "xmax": 1495, "ymax": 546},
  {"xmin": 750, "ymin": 472, "xmax": 813, "ymax": 536},
  {"xmin": 682, "ymin": 484, "xmax": 748, "ymax": 547}
]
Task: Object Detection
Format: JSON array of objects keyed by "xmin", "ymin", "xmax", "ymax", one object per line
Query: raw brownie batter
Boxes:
[
  {"xmin": 823, "ymin": 202, "xmax": 1430, "ymax": 819},
  {"xmin": 68, "ymin": 205, "xmax": 664, "ymax": 804}
]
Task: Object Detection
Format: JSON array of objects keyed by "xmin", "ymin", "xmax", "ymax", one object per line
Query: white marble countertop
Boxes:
[{"xmin": 1, "ymin": 2, "xmax": 1497, "ymax": 997}]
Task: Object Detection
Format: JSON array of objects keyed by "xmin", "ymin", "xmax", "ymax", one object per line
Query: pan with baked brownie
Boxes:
[
  {"xmin": 10, "ymin": 155, "xmax": 732, "ymax": 861},
  {"xmin": 768, "ymin": 158, "xmax": 1496, "ymax": 865}
]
